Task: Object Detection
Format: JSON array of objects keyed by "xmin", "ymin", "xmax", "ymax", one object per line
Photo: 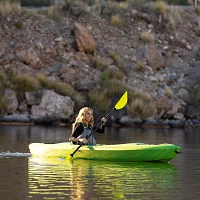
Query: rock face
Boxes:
[
  {"xmin": 73, "ymin": 23, "xmax": 96, "ymax": 53},
  {"xmin": 1, "ymin": 1, "xmax": 200, "ymax": 127},
  {"xmin": 2, "ymin": 90, "xmax": 74, "ymax": 124},
  {"xmin": 31, "ymin": 90, "xmax": 74, "ymax": 120}
]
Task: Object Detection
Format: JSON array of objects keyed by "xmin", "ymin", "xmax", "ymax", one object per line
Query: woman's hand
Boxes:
[
  {"xmin": 101, "ymin": 117, "xmax": 107, "ymax": 125},
  {"xmin": 78, "ymin": 137, "xmax": 88, "ymax": 144}
]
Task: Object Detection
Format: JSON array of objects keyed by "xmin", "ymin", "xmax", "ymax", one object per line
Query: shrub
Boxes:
[
  {"xmin": 15, "ymin": 21, "xmax": 24, "ymax": 29},
  {"xmin": 99, "ymin": 70, "xmax": 126, "ymax": 94},
  {"xmin": 91, "ymin": 56, "xmax": 109, "ymax": 71},
  {"xmin": 187, "ymin": 84, "xmax": 200, "ymax": 108},
  {"xmin": 88, "ymin": 90, "xmax": 111, "ymax": 114},
  {"xmin": 153, "ymin": 1, "xmax": 167, "ymax": 14},
  {"xmin": 0, "ymin": 95, "xmax": 7, "ymax": 115},
  {"xmin": 135, "ymin": 61, "xmax": 144, "ymax": 72},
  {"xmin": 196, "ymin": 29, "xmax": 200, "ymax": 37},
  {"xmin": 110, "ymin": 14, "xmax": 122, "ymax": 27},
  {"xmin": 14, "ymin": 74, "xmax": 41, "ymax": 92},
  {"xmin": 118, "ymin": 2, "xmax": 128, "ymax": 10},
  {"xmin": 37, "ymin": 74, "xmax": 52, "ymax": 88},
  {"xmin": 127, "ymin": 90, "xmax": 156, "ymax": 119},
  {"xmin": 195, "ymin": 7, "xmax": 200, "ymax": 15},
  {"xmin": 164, "ymin": 5, "xmax": 182, "ymax": 26},
  {"xmin": 0, "ymin": 0, "xmax": 21, "ymax": 16},
  {"xmin": 141, "ymin": 32, "xmax": 155, "ymax": 44},
  {"xmin": 109, "ymin": 51, "xmax": 122, "ymax": 67},
  {"xmin": 153, "ymin": 1, "xmax": 182, "ymax": 27},
  {"xmin": 165, "ymin": 87, "xmax": 174, "ymax": 98},
  {"xmin": 38, "ymin": 5, "xmax": 62, "ymax": 20}
]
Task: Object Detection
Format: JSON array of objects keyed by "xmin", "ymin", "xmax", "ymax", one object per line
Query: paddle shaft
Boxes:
[{"xmin": 70, "ymin": 108, "xmax": 116, "ymax": 157}]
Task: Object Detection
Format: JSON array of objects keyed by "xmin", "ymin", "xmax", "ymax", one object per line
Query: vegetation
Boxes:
[
  {"xmin": 91, "ymin": 56, "xmax": 110, "ymax": 71},
  {"xmin": 135, "ymin": 61, "xmax": 145, "ymax": 72},
  {"xmin": 0, "ymin": 0, "xmax": 21, "ymax": 16},
  {"xmin": 0, "ymin": 72, "xmax": 85, "ymax": 114},
  {"xmin": 110, "ymin": 14, "xmax": 122, "ymax": 27},
  {"xmin": 127, "ymin": 90, "xmax": 156, "ymax": 119},
  {"xmin": 140, "ymin": 32, "xmax": 155, "ymax": 44},
  {"xmin": 36, "ymin": 74, "xmax": 86, "ymax": 107},
  {"xmin": 14, "ymin": 74, "xmax": 41, "ymax": 92},
  {"xmin": 153, "ymin": 1, "xmax": 182, "ymax": 27},
  {"xmin": 15, "ymin": 21, "xmax": 24, "ymax": 29},
  {"xmin": 153, "ymin": 0, "xmax": 167, "ymax": 14},
  {"xmin": 165, "ymin": 87, "xmax": 174, "ymax": 98},
  {"xmin": 88, "ymin": 68, "xmax": 127, "ymax": 114},
  {"xmin": 188, "ymin": 84, "xmax": 200, "ymax": 109}
]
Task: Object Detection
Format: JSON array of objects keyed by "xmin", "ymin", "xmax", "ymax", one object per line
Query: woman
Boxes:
[{"xmin": 69, "ymin": 107, "xmax": 107, "ymax": 145}]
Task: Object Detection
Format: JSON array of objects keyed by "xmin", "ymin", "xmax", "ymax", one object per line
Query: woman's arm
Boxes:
[
  {"xmin": 69, "ymin": 123, "xmax": 84, "ymax": 144},
  {"xmin": 96, "ymin": 117, "xmax": 106, "ymax": 133},
  {"xmin": 95, "ymin": 124, "xmax": 105, "ymax": 133}
]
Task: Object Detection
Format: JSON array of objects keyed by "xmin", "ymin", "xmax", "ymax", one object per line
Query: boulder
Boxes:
[
  {"xmin": 73, "ymin": 23, "xmax": 96, "ymax": 53},
  {"xmin": 31, "ymin": 90, "xmax": 74, "ymax": 121}
]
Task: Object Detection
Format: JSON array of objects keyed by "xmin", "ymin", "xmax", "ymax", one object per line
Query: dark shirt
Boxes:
[{"xmin": 69, "ymin": 122, "xmax": 105, "ymax": 144}]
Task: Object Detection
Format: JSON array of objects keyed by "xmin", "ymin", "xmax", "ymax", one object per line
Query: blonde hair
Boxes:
[{"xmin": 72, "ymin": 107, "xmax": 94, "ymax": 129}]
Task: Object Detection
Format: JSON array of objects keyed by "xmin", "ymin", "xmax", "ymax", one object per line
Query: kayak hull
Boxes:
[{"xmin": 29, "ymin": 142, "xmax": 181, "ymax": 162}]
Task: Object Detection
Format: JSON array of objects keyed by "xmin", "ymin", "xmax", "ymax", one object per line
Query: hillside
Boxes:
[{"xmin": 1, "ymin": 0, "xmax": 200, "ymax": 127}]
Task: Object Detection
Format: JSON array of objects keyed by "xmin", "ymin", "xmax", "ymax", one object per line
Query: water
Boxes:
[{"xmin": 0, "ymin": 125, "xmax": 200, "ymax": 200}]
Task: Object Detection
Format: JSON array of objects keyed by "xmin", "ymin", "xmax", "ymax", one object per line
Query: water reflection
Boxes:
[{"xmin": 28, "ymin": 158, "xmax": 179, "ymax": 200}]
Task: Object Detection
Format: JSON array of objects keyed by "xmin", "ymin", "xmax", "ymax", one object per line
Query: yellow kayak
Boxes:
[{"xmin": 29, "ymin": 142, "xmax": 181, "ymax": 162}]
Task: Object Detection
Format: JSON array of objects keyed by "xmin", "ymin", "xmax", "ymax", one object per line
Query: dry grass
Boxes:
[
  {"xmin": 37, "ymin": 74, "xmax": 85, "ymax": 107},
  {"xmin": 110, "ymin": 14, "xmax": 122, "ymax": 27},
  {"xmin": 15, "ymin": 21, "xmax": 24, "ymax": 29},
  {"xmin": 100, "ymin": 70, "xmax": 125, "ymax": 92},
  {"xmin": 127, "ymin": 90, "xmax": 156, "ymax": 119},
  {"xmin": 153, "ymin": 1, "xmax": 167, "ymax": 14},
  {"xmin": 37, "ymin": 74, "xmax": 52, "ymax": 88},
  {"xmin": 0, "ymin": 95, "xmax": 7, "ymax": 115},
  {"xmin": 91, "ymin": 56, "xmax": 110, "ymax": 71},
  {"xmin": 164, "ymin": 5, "xmax": 182, "ymax": 26},
  {"xmin": 109, "ymin": 51, "xmax": 122, "ymax": 67},
  {"xmin": 165, "ymin": 87, "xmax": 174, "ymax": 98},
  {"xmin": 140, "ymin": 32, "xmax": 155, "ymax": 44},
  {"xmin": 118, "ymin": 2, "xmax": 128, "ymax": 10},
  {"xmin": 14, "ymin": 74, "xmax": 41, "ymax": 92},
  {"xmin": 36, "ymin": 5, "xmax": 62, "ymax": 20},
  {"xmin": 196, "ymin": 20, "xmax": 200, "ymax": 36},
  {"xmin": 46, "ymin": 5, "xmax": 61, "ymax": 20},
  {"xmin": 0, "ymin": 0, "xmax": 21, "ymax": 16},
  {"xmin": 88, "ymin": 90, "xmax": 111, "ymax": 114},
  {"xmin": 135, "ymin": 61, "xmax": 145, "ymax": 72},
  {"xmin": 153, "ymin": 1, "xmax": 182, "ymax": 27},
  {"xmin": 195, "ymin": 6, "xmax": 200, "ymax": 15}
]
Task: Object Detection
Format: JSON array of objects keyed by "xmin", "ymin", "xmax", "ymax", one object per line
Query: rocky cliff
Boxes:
[{"xmin": 1, "ymin": 0, "xmax": 200, "ymax": 128}]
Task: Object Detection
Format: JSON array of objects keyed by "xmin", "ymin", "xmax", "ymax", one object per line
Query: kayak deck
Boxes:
[{"xmin": 29, "ymin": 142, "xmax": 181, "ymax": 162}]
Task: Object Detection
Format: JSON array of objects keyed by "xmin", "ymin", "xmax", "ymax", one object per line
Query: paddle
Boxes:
[{"xmin": 67, "ymin": 91, "xmax": 128, "ymax": 159}]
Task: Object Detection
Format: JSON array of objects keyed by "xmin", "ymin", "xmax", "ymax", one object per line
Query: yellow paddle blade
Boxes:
[
  {"xmin": 66, "ymin": 155, "xmax": 73, "ymax": 160},
  {"xmin": 114, "ymin": 91, "xmax": 128, "ymax": 110}
]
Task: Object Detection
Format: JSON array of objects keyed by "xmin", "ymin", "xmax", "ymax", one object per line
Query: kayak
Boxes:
[{"xmin": 29, "ymin": 142, "xmax": 181, "ymax": 162}]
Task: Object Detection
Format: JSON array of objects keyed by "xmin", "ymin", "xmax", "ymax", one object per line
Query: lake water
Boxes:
[{"xmin": 0, "ymin": 125, "xmax": 200, "ymax": 200}]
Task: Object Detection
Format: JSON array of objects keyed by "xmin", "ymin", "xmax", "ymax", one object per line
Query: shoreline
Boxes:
[{"xmin": 0, "ymin": 121, "xmax": 200, "ymax": 129}]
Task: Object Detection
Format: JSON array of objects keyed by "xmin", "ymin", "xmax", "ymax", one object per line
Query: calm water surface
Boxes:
[{"xmin": 0, "ymin": 125, "xmax": 200, "ymax": 200}]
